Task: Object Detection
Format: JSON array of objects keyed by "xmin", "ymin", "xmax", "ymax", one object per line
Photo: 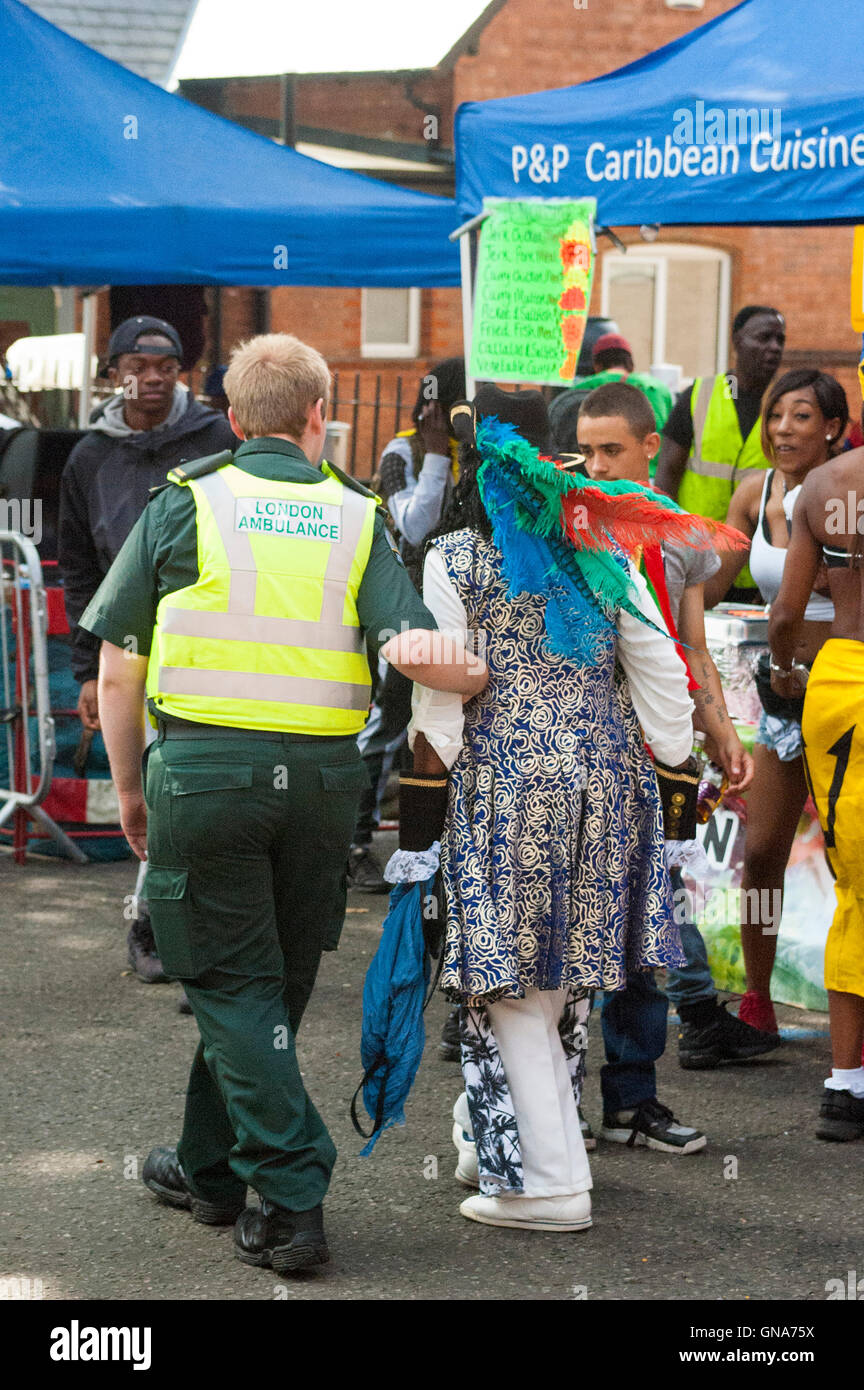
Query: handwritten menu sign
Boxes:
[{"xmin": 470, "ymin": 198, "xmax": 596, "ymax": 386}]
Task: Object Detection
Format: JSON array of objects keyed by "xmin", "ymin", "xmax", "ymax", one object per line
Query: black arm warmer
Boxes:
[{"xmin": 398, "ymin": 773, "xmax": 449, "ymax": 851}]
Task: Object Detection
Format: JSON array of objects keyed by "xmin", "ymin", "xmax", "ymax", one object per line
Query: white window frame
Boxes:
[
  {"xmin": 360, "ymin": 287, "xmax": 421, "ymax": 359},
  {"xmin": 600, "ymin": 243, "xmax": 731, "ymax": 379}
]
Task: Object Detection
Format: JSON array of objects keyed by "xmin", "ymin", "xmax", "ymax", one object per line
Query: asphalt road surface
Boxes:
[{"xmin": 1, "ymin": 835, "xmax": 862, "ymax": 1303}]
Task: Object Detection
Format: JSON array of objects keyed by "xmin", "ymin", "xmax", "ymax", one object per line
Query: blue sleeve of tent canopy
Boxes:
[{"xmin": 0, "ymin": 0, "xmax": 461, "ymax": 286}]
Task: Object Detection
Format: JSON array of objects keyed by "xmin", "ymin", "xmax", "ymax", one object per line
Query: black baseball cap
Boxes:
[
  {"xmin": 473, "ymin": 383, "xmax": 552, "ymax": 453},
  {"xmin": 107, "ymin": 315, "xmax": 183, "ymax": 364}
]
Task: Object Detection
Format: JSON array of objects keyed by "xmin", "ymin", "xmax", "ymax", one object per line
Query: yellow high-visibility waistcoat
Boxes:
[
  {"xmin": 678, "ymin": 375, "xmax": 770, "ymax": 521},
  {"xmin": 146, "ymin": 461, "xmax": 377, "ymax": 734},
  {"xmin": 678, "ymin": 375, "xmax": 770, "ymax": 590}
]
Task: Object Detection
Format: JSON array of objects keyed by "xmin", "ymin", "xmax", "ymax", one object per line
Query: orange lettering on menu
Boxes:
[{"xmin": 558, "ymin": 226, "xmax": 592, "ymax": 379}]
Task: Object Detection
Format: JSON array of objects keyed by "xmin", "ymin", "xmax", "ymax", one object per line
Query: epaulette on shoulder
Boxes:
[
  {"xmin": 148, "ymin": 450, "xmax": 234, "ymax": 501},
  {"xmin": 166, "ymin": 450, "xmax": 235, "ymax": 486},
  {"xmin": 322, "ymin": 459, "xmax": 381, "ymax": 506}
]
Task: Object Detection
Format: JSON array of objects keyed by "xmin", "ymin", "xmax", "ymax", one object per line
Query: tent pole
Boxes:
[
  {"xmin": 450, "ymin": 212, "xmax": 486, "ymax": 398},
  {"xmin": 77, "ymin": 291, "xmax": 97, "ymax": 428},
  {"xmin": 459, "ymin": 232, "xmax": 475, "ymax": 397}
]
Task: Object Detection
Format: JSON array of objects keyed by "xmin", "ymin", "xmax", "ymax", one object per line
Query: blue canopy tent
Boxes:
[
  {"xmin": 455, "ymin": 0, "xmax": 864, "ymax": 227},
  {"xmin": 0, "ymin": 0, "xmax": 459, "ymax": 286}
]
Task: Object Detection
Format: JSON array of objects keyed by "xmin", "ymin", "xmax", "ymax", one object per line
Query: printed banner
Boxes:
[{"xmin": 470, "ymin": 197, "xmax": 596, "ymax": 386}]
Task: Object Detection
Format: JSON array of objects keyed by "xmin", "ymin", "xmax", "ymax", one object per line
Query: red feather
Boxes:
[{"xmin": 560, "ymin": 486, "xmax": 749, "ymax": 555}]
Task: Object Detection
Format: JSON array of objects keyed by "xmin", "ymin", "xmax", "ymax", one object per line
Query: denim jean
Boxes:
[
  {"xmin": 663, "ymin": 866, "xmax": 716, "ymax": 1010},
  {"xmin": 600, "ymin": 968, "xmax": 669, "ymax": 1113},
  {"xmin": 599, "ymin": 869, "xmax": 716, "ymax": 1112}
]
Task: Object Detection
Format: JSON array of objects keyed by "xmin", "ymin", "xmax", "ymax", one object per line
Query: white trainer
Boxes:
[
  {"xmin": 459, "ymin": 1191, "xmax": 592, "ymax": 1231},
  {"xmin": 452, "ymin": 1092, "xmax": 473, "ymax": 1136},
  {"xmin": 452, "ymin": 1094, "xmax": 479, "ymax": 1188}
]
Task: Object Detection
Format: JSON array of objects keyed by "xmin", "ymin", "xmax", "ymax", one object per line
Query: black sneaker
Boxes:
[
  {"xmin": 816, "ymin": 1087, "xmax": 864, "ymax": 1142},
  {"xmin": 142, "ymin": 1145, "xmax": 246, "ymax": 1225},
  {"xmin": 439, "ymin": 1005, "xmax": 461, "ymax": 1061},
  {"xmin": 678, "ymin": 1000, "xmax": 781, "ymax": 1070},
  {"xmin": 578, "ymin": 1107, "xmax": 597, "ymax": 1152},
  {"xmin": 346, "ymin": 845, "xmax": 388, "ymax": 894},
  {"xmin": 127, "ymin": 913, "xmax": 167, "ymax": 984},
  {"xmin": 234, "ymin": 1201, "xmax": 329, "ymax": 1274},
  {"xmin": 601, "ymin": 1097, "xmax": 707, "ymax": 1154}
]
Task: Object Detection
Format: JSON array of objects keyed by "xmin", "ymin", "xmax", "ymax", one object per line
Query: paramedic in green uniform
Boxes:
[{"xmin": 80, "ymin": 334, "xmax": 486, "ymax": 1275}]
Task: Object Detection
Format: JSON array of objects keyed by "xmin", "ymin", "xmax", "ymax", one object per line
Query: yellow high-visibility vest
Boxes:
[
  {"xmin": 678, "ymin": 375, "xmax": 770, "ymax": 519},
  {"xmin": 146, "ymin": 461, "xmax": 377, "ymax": 733},
  {"xmin": 678, "ymin": 375, "xmax": 770, "ymax": 590}
]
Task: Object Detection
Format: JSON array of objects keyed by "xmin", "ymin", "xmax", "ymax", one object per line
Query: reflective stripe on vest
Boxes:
[{"xmin": 146, "ymin": 463, "xmax": 376, "ymax": 733}]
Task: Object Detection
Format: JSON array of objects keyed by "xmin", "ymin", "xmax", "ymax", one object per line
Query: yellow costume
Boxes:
[{"xmin": 802, "ymin": 638, "xmax": 864, "ymax": 995}]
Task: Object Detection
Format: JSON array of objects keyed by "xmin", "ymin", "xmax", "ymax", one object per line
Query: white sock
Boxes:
[{"xmin": 825, "ymin": 1066, "xmax": 864, "ymax": 1097}]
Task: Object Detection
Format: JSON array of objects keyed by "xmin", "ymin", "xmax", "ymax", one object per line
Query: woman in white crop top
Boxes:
[{"xmin": 703, "ymin": 369, "xmax": 848, "ymax": 1033}]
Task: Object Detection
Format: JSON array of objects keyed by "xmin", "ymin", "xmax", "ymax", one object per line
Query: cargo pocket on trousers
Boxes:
[
  {"xmin": 168, "ymin": 764, "xmax": 254, "ymax": 857},
  {"xmin": 144, "ymin": 865, "xmax": 195, "ymax": 979},
  {"xmin": 319, "ymin": 762, "xmax": 372, "ymax": 793}
]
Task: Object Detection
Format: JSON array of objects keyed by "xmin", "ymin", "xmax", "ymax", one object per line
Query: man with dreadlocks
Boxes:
[{"xmin": 383, "ymin": 386, "xmax": 743, "ymax": 1231}]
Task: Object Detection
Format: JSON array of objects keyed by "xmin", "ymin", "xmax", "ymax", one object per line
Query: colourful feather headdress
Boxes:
[{"xmin": 473, "ymin": 414, "xmax": 747, "ymax": 665}]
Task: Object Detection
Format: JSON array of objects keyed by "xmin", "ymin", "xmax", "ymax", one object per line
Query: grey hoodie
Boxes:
[{"xmin": 59, "ymin": 389, "xmax": 236, "ymax": 682}]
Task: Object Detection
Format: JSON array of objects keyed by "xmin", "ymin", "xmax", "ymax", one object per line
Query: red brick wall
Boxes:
[
  {"xmin": 451, "ymin": 0, "xmax": 742, "ymax": 104},
  {"xmin": 590, "ymin": 223, "xmax": 861, "ymax": 418},
  {"xmin": 215, "ymin": 71, "xmax": 453, "ymax": 148},
  {"xmin": 268, "ymin": 285, "xmax": 465, "ymax": 477}
]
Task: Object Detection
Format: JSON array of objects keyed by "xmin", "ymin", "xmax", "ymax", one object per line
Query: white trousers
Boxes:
[{"xmin": 486, "ymin": 987, "xmax": 592, "ymax": 1198}]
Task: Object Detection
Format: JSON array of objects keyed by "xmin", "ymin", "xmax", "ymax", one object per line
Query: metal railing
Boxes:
[
  {"xmin": 331, "ymin": 371, "xmax": 411, "ymax": 477},
  {"xmin": 0, "ymin": 531, "xmax": 87, "ymax": 863}
]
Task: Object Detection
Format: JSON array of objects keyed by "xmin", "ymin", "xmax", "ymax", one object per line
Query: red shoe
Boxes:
[{"xmin": 737, "ymin": 990, "xmax": 778, "ymax": 1034}]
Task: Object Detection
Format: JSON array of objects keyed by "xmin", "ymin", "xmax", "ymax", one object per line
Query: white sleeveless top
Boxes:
[{"xmin": 749, "ymin": 469, "xmax": 834, "ymax": 620}]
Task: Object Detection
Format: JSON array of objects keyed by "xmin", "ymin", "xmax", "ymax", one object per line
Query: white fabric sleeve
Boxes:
[
  {"xmin": 407, "ymin": 545, "xmax": 467, "ymax": 770},
  {"xmin": 616, "ymin": 563, "xmax": 694, "ymax": 767},
  {"xmin": 387, "ymin": 453, "xmax": 451, "ymax": 546}
]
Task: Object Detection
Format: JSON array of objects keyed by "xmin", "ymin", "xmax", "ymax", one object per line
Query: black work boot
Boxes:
[
  {"xmin": 234, "ymin": 1201, "xmax": 329, "ymax": 1274},
  {"xmin": 439, "ymin": 1005, "xmax": 461, "ymax": 1061},
  {"xmin": 127, "ymin": 912, "xmax": 167, "ymax": 984},
  {"xmin": 678, "ymin": 999, "xmax": 781, "ymax": 1070},
  {"xmin": 816, "ymin": 1087, "xmax": 864, "ymax": 1142},
  {"xmin": 346, "ymin": 845, "xmax": 388, "ymax": 894},
  {"xmin": 142, "ymin": 1146, "xmax": 246, "ymax": 1225}
]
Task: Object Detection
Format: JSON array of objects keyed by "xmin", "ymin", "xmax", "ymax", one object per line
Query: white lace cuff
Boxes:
[
  {"xmin": 383, "ymin": 843, "xmax": 441, "ymax": 883},
  {"xmin": 664, "ymin": 838, "xmax": 711, "ymax": 874}
]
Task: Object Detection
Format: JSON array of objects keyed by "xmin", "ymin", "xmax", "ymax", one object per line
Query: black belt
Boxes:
[{"xmin": 157, "ymin": 720, "xmax": 343, "ymax": 744}]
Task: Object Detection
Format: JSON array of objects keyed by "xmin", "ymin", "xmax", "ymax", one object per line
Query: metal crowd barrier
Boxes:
[{"xmin": 0, "ymin": 531, "xmax": 87, "ymax": 863}]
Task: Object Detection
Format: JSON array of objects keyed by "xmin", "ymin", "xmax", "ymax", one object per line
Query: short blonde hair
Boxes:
[{"xmin": 224, "ymin": 334, "xmax": 330, "ymax": 439}]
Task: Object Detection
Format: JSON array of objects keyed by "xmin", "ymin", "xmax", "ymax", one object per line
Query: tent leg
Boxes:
[
  {"xmin": 459, "ymin": 231, "xmax": 476, "ymax": 397},
  {"xmin": 77, "ymin": 291, "xmax": 97, "ymax": 429}
]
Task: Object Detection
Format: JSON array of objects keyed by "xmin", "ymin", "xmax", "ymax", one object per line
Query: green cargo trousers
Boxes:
[{"xmin": 143, "ymin": 728, "xmax": 369, "ymax": 1213}]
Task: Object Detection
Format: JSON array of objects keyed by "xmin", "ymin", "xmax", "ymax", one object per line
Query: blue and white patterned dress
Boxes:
[{"xmin": 433, "ymin": 528, "xmax": 683, "ymax": 1009}]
